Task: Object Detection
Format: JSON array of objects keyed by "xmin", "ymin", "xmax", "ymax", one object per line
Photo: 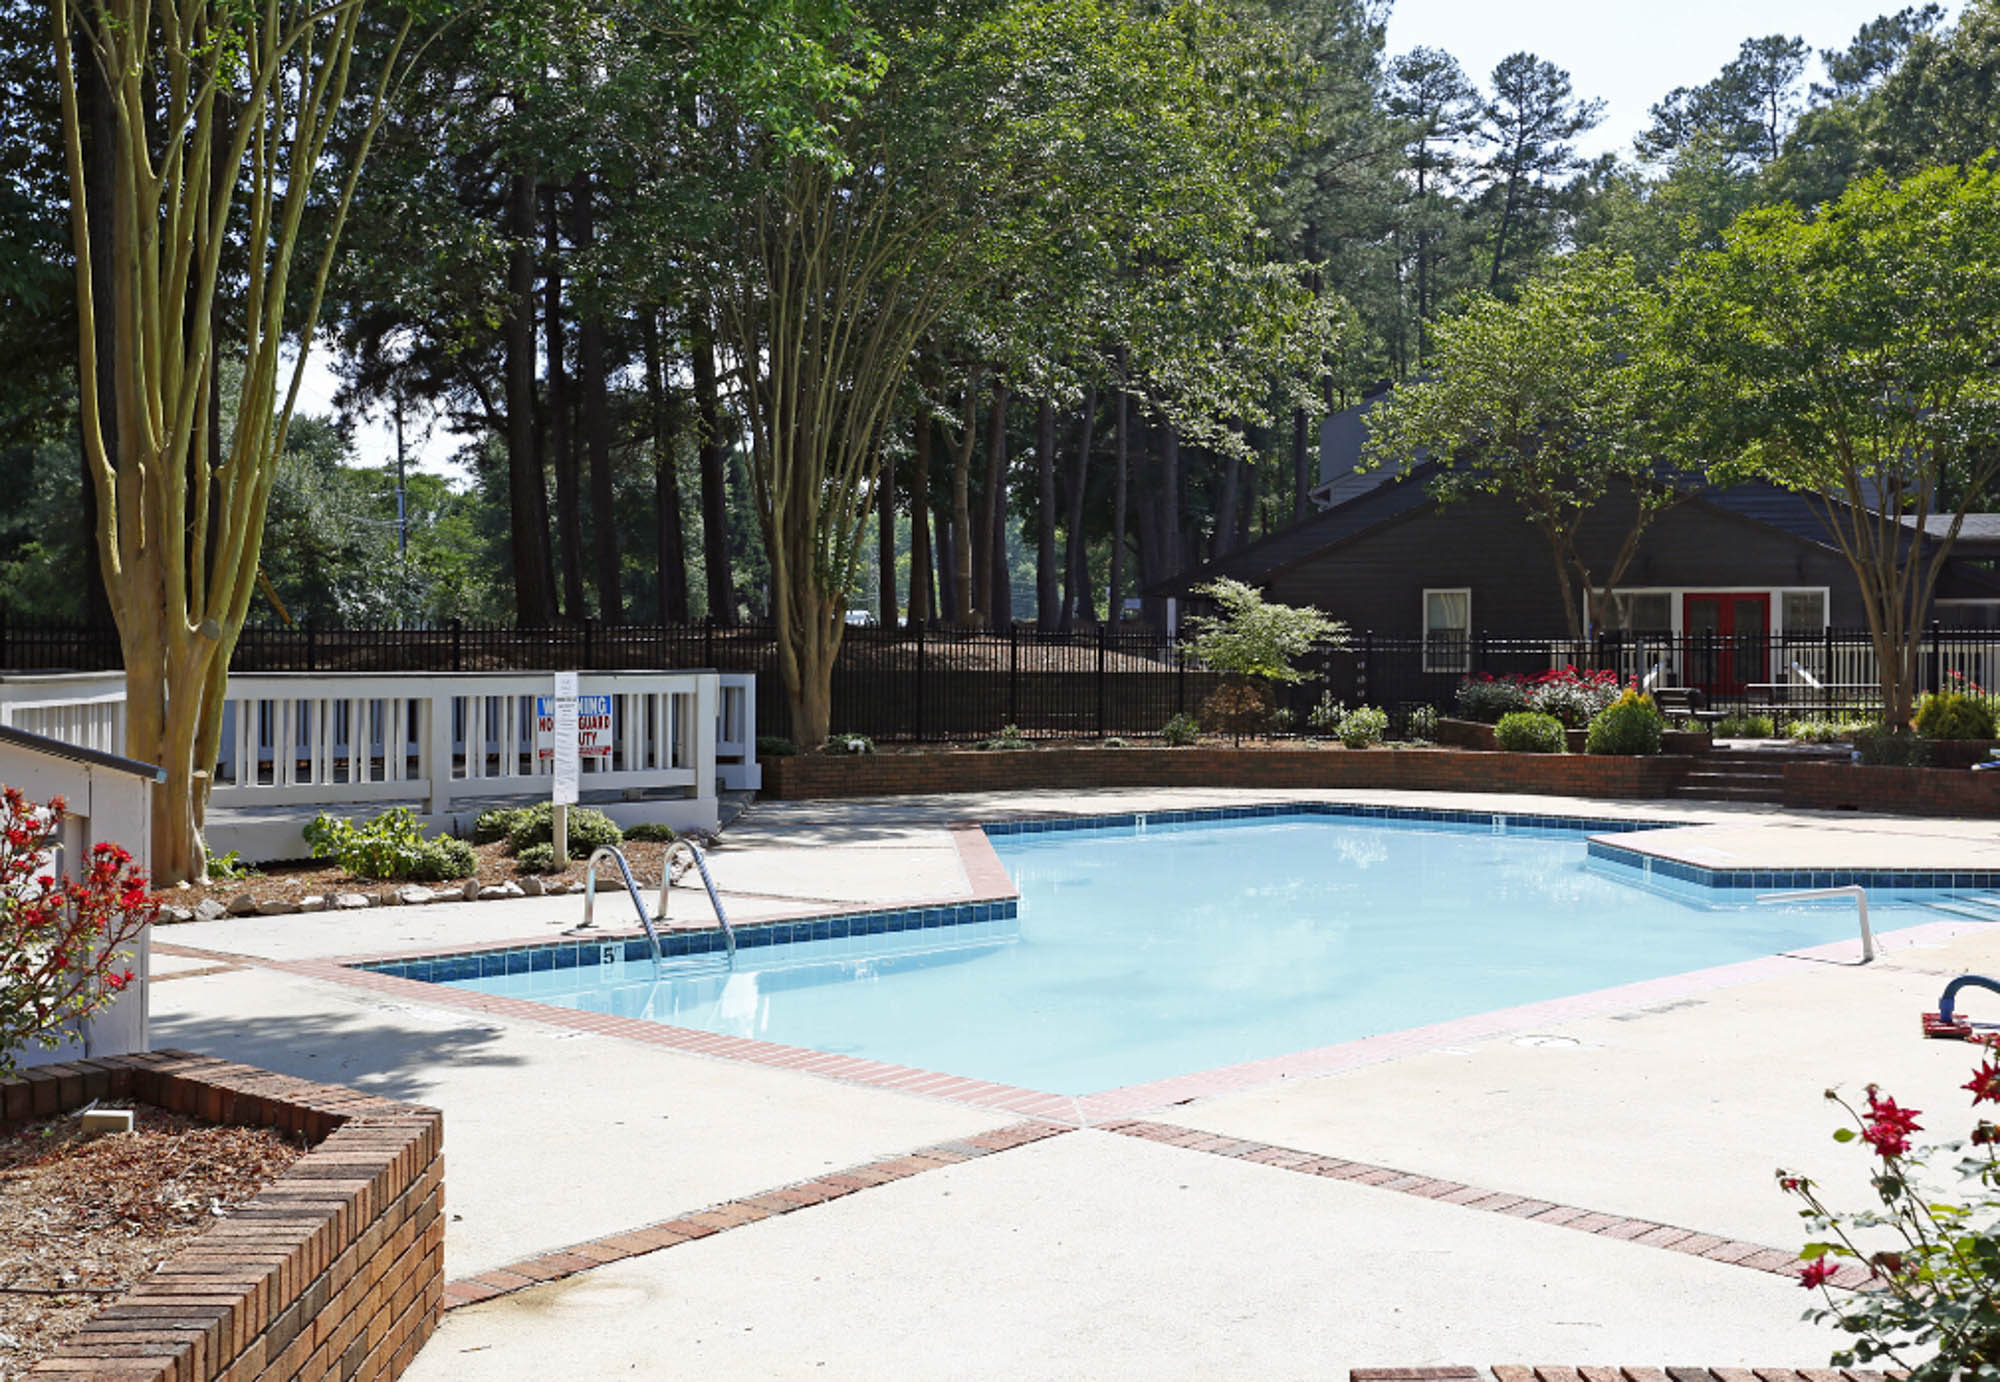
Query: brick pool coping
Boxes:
[{"xmin": 8, "ymin": 1050, "xmax": 442, "ymax": 1382}]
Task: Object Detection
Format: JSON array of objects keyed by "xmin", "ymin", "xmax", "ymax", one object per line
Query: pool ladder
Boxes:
[{"xmin": 577, "ymin": 840, "xmax": 735, "ymax": 965}]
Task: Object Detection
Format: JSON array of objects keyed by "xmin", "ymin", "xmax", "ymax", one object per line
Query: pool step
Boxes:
[{"xmin": 1923, "ymin": 900, "xmax": 2000, "ymax": 922}]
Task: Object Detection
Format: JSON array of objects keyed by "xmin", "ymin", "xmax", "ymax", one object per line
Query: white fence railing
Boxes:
[{"xmin": 0, "ymin": 668, "xmax": 759, "ymax": 816}]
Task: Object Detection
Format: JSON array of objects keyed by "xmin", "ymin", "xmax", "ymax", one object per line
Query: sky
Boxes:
[
  {"xmin": 1384, "ymin": 0, "xmax": 1967, "ymax": 161},
  {"xmin": 308, "ymin": 0, "xmax": 1966, "ymax": 475}
]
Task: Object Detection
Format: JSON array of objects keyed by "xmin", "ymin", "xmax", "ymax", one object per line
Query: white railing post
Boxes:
[{"xmin": 425, "ymin": 689, "xmax": 453, "ymax": 814}]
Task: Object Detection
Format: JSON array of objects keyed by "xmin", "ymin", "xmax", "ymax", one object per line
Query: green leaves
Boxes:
[{"xmin": 1185, "ymin": 578, "xmax": 1346, "ymax": 684}]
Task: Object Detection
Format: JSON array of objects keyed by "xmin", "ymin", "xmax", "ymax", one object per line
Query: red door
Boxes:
[{"xmin": 1683, "ymin": 593, "xmax": 1770, "ymax": 696}]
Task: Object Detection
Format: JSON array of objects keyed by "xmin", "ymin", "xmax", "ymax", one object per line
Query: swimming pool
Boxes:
[{"xmin": 381, "ymin": 808, "xmax": 1968, "ymax": 1095}]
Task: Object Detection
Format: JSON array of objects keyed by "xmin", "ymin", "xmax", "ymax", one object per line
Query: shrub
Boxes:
[
  {"xmin": 1585, "ymin": 689, "xmax": 1663, "ymax": 756},
  {"xmin": 975, "ymin": 724, "xmax": 1034, "ymax": 751},
  {"xmin": 1199, "ymin": 680, "xmax": 1275, "ymax": 743},
  {"xmin": 1525, "ymin": 667, "xmax": 1625, "ymax": 728},
  {"xmin": 1455, "ymin": 675, "xmax": 1527, "ymax": 723},
  {"xmin": 1711, "ymin": 712, "xmax": 1777, "ymax": 739},
  {"xmin": 513, "ymin": 842, "xmax": 559, "ymax": 873},
  {"xmin": 0, "ymin": 788, "xmax": 154, "ymax": 1077},
  {"xmin": 303, "ymin": 807, "xmax": 477, "ymax": 881},
  {"xmin": 1161, "ymin": 713, "xmax": 1200, "ymax": 746},
  {"xmin": 1855, "ymin": 724, "xmax": 1933, "ymax": 767},
  {"xmin": 1403, "ymin": 704, "xmax": 1439, "ymax": 742},
  {"xmin": 824, "ymin": 732, "xmax": 875, "ymax": 755},
  {"xmin": 472, "ymin": 806, "xmax": 528, "ymax": 845},
  {"xmin": 1779, "ymin": 1056, "xmax": 2000, "ymax": 1375},
  {"xmin": 1306, "ymin": 691, "xmax": 1347, "ymax": 736},
  {"xmin": 623, "ymin": 822, "xmax": 678, "ymax": 843},
  {"xmin": 756, "ymin": 735, "xmax": 798, "ymax": 758},
  {"xmin": 1185, "ymin": 578, "xmax": 1347, "ymax": 683},
  {"xmin": 1494, "ymin": 711, "xmax": 1566, "ymax": 753},
  {"xmin": 206, "ymin": 845, "xmax": 253, "ymax": 881},
  {"xmin": 501, "ymin": 802, "xmax": 623, "ymax": 854},
  {"xmin": 1915, "ymin": 690, "xmax": 1997, "ymax": 740},
  {"xmin": 1336, "ymin": 705, "xmax": 1388, "ymax": 749}
]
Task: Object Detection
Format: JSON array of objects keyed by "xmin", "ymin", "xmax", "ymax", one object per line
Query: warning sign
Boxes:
[{"xmin": 535, "ymin": 694, "xmax": 612, "ymax": 763}]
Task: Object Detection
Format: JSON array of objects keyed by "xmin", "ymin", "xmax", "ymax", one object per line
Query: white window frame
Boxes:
[{"xmin": 1422, "ymin": 587, "xmax": 1471, "ymax": 673}]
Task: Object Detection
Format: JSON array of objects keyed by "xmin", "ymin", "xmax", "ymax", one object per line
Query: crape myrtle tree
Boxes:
[
  {"xmin": 1664, "ymin": 164, "xmax": 2000, "ymax": 727},
  {"xmin": 1361, "ymin": 251, "xmax": 1691, "ymax": 642},
  {"xmin": 716, "ymin": 0, "xmax": 1318, "ymax": 746},
  {"xmin": 53, "ymin": 0, "xmax": 423, "ymax": 884}
]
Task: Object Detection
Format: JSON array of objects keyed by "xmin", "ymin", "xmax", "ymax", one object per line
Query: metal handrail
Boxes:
[
  {"xmin": 661, "ymin": 839, "xmax": 734, "ymax": 959},
  {"xmin": 579, "ymin": 845, "xmax": 665, "ymax": 964},
  {"xmin": 1759, "ymin": 884, "xmax": 1874, "ymax": 962}
]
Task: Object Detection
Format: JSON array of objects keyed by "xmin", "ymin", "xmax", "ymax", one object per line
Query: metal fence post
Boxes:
[
  {"xmin": 1930, "ymin": 619, "xmax": 1944, "ymax": 694},
  {"xmin": 1008, "ymin": 623, "xmax": 1019, "ymax": 727},
  {"xmin": 915, "ymin": 620, "xmax": 926, "ymax": 742},
  {"xmin": 1097, "ymin": 624, "xmax": 1107, "ymax": 737},
  {"xmin": 304, "ymin": 620, "xmax": 316, "ymax": 673},
  {"xmin": 1176, "ymin": 634, "xmax": 1186, "ymax": 715},
  {"xmin": 1359, "ymin": 630, "xmax": 1372, "ymax": 705},
  {"xmin": 583, "ymin": 616, "xmax": 596, "ymax": 669},
  {"xmin": 450, "ymin": 618, "xmax": 463, "ymax": 673},
  {"xmin": 704, "ymin": 616, "xmax": 714, "ymax": 669}
]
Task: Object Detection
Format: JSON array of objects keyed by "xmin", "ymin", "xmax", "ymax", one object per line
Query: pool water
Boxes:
[{"xmin": 436, "ymin": 813, "xmax": 1947, "ymax": 1094}]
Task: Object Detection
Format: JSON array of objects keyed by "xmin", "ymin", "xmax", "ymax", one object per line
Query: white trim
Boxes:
[
  {"xmin": 1586, "ymin": 586, "xmax": 1832, "ymax": 637},
  {"xmin": 1422, "ymin": 587, "xmax": 1471, "ymax": 673}
]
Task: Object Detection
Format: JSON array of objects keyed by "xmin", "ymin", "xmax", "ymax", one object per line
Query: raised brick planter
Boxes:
[
  {"xmin": 762, "ymin": 746, "xmax": 1692, "ymax": 801},
  {"xmin": 7, "ymin": 1050, "xmax": 443, "ymax": 1382},
  {"xmin": 1784, "ymin": 759, "xmax": 2000, "ymax": 817}
]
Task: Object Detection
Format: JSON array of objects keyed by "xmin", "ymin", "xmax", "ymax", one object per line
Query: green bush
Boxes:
[
  {"xmin": 623, "ymin": 822, "xmax": 678, "ymax": 843},
  {"xmin": 1494, "ymin": 711, "xmax": 1567, "ymax": 754},
  {"xmin": 1914, "ymin": 690, "xmax": 1997, "ymax": 740},
  {"xmin": 503, "ymin": 803, "xmax": 623, "ymax": 853},
  {"xmin": 1306, "ymin": 692, "xmax": 1346, "ymax": 735},
  {"xmin": 1403, "ymin": 704, "xmax": 1439, "ymax": 742},
  {"xmin": 472, "ymin": 806, "xmax": 528, "ymax": 845},
  {"xmin": 1336, "ymin": 705, "xmax": 1388, "ymax": 749},
  {"xmin": 975, "ymin": 724, "xmax": 1034, "ymax": 751},
  {"xmin": 1855, "ymin": 724, "xmax": 1933, "ymax": 767},
  {"xmin": 1711, "ymin": 712, "xmax": 1776, "ymax": 739},
  {"xmin": 1161, "ymin": 713, "xmax": 1200, "ymax": 747},
  {"xmin": 303, "ymin": 808, "xmax": 476, "ymax": 882},
  {"xmin": 1784, "ymin": 717, "xmax": 1869, "ymax": 744},
  {"xmin": 824, "ymin": 732, "xmax": 875, "ymax": 755},
  {"xmin": 1585, "ymin": 689, "xmax": 1664, "ymax": 756},
  {"xmin": 756, "ymin": 735, "xmax": 798, "ymax": 758},
  {"xmin": 513, "ymin": 841, "xmax": 559, "ymax": 873}
]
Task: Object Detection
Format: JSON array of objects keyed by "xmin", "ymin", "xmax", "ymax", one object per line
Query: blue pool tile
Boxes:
[
  {"xmin": 531, "ymin": 949, "xmax": 554, "ymax": 973},
  {"xmin": 506, "ymin": 949, "xmax": 532, "ymax": 975},
  {"xmin": 552, "ymin": 945, "xmax": 577, "ymax": 971}
]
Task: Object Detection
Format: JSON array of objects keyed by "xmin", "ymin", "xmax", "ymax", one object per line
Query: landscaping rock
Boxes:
[
  {"xmin": 333, "ymin": 893, "xmax": 371, "ymax": 910},
  {"xmin": 517, "ymin": 877, "xmax": 544, "ymax": 897},
  {"xmin": 396, "ymin": 885, "xmax": 436, "ymax": 906},
  {"xmin": 542, "ymin": 881, "xmax": 567, "ymax": 895},
  {"xmin": 377, "ymin": 889, "xmax": 404, "ymax": 906},
  {"xmin": 226, "ymin": 893, "xmax": 260, "ymax": 916},
  {"xmin": 193, "ymin": 898, "xmax": 228, "ymax": 922},
  {"xmin": 298, "ymin": 895, "xmax": 329, "ymax": 912},
  {"xmin": 477, "ymin": 882, "xmax": 526, "ymax": 901},
  {"xmin": 461, "ymin": 879, "xmax": 481, "ymax": 902},
  {"xmin": 255, "ymin": 899, "xmax": 297, "ymax": 916},
  {"xmin": 159, "ymin": 905, "xmax": 194, "ymax": 924}
]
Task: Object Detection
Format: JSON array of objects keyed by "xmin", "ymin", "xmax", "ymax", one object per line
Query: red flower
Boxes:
[
  {"xmin": 1975, "ymin": 1122, "xmax": 2000, "ymax": 1146},
  {"xmin": 1861, "ymin": 1088, "xmax": 1922, "ymax": 1158},
  {"xmin": 1966, "ymin": 1061, "xmax": 2000, "ymax": 1104},
  {"xmin": 1798, "ymin": 1257, "xmax": 1839, "ymax": 1290}
]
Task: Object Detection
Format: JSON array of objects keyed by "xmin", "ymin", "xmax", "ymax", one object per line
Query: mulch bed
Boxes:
[
  {"xmin": 0, "ymin": 1103, "xmax": 305, "ymax": 1376},
  {"xmin": 167, "ymin": 836, "xmax": 676, "ymax": 912}
]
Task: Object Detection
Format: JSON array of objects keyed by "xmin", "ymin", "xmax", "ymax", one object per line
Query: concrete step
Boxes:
[{"xmin": 1669, "ymin": 783, "xmax": 1786, "ymax": 803}]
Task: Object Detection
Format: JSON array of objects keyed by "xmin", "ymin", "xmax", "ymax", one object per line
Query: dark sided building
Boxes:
[{"xmin": 1159, "ymin": 398, "xmax": 2000, "ymax": 700}]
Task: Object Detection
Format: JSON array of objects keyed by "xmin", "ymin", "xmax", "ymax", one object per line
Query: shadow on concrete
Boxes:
[{"xmin": 149, "ymin": 1006, "xmax": 524, "ymax": 1106}]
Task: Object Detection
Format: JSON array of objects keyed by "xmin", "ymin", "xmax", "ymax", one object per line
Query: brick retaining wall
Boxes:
[
  {"xmin": 762, "ymin": 746, "xmax": 1692, "ymax": 801},
  {"xmin": 8, "ymin": 1050, "xmax": 443, "ymax": 1382},
  {"xmin": 1784, "ymin": 760, "xmax": 2000, "ymax": 817}
]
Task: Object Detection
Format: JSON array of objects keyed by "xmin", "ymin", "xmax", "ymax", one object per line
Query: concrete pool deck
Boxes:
[{"xmin": 143, "ymin": 788, "xmax": 2000, "ymax": 1376}]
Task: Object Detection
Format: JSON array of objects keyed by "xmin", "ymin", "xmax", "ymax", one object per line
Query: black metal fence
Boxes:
[{"xmin": 5, "ymin": 611, "xmax": 1992, "ymax": 741}]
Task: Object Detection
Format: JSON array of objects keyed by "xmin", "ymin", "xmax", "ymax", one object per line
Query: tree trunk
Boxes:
[
  {"xmin": 976, "ymin": 375, "xmax": 1009, "ymax": 627},
  {"xmin": 1216, "ymin": 448, "xmax": 1242, "ymax": 559},
  {"xmin": 877, "ymin": 453, "xmax": 897, "ymax": 627},
  {"xmin": 950, "ymin": 372, "xmax": 980, "ymax": 626},
  {"xmin": 1061, "ymin": 384, "xmax": 1097, "ymax": 630},
  {"xmin": 642, "ymin": 311, "xmax": 690, "ymax": 622},
  {"xmin": 79, "ymin": 56, "xmax": 116, "ymax": 630},
  {"xmin": 936, "ymin": 511, "xmax": 957, "ymax": 627},
  {"xmin": 544, "ymin": 185, "xmax": 585, "ymax": 620},
  {"xmin": 572, "ymin": 173, "xmax": 621, "ymax": 624},
  {"xmin": 1034, "ymin": 398, "xmax": 1058, "ymax": 631},
  {"xmin": 1110, "ymin": 385, "xmax": 1129, "ymax": 626},
  {"xmin": 504, "ymin": 171, "xmax": 555, "ymax": 626},
  {"xmin": 1238, "ymin": 448, "xmax": 1257, "ymax": 549},
  {"xmin": 908, "ymin": 418, "xmax": 934, "ymax": 627},
  {"xmin": 691, "ymin": 308, "xmax": 735, "ymax": 626}
]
